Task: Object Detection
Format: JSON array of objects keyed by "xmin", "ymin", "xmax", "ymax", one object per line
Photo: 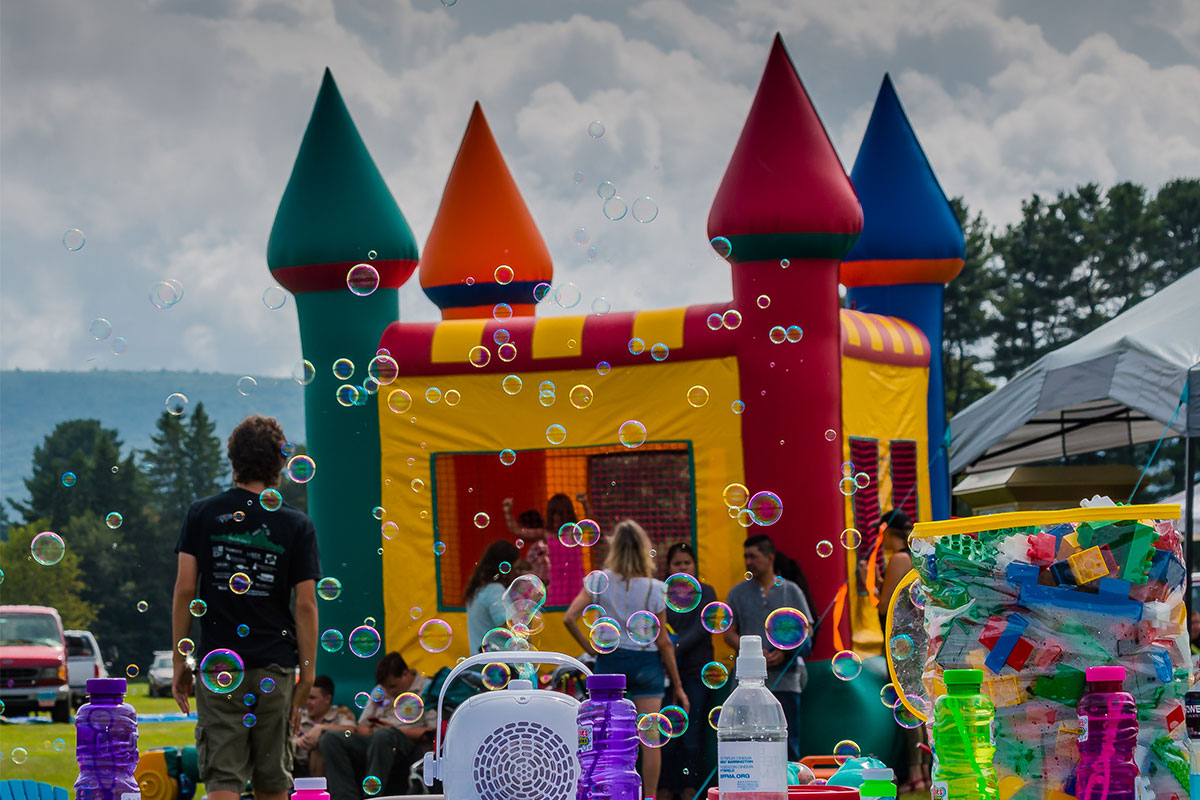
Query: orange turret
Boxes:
[{"xmin": 419, "ymin": 103, "xmax": 553, "ymax": 320}]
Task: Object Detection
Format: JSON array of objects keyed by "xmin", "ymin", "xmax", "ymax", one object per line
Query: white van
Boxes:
[{"xmin": 64, "ymin": 630, "xmax": 108, "ymax": 706}]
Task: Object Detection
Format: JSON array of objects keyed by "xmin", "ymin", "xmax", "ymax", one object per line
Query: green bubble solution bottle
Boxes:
[{"xmin": 930, "ymin": 668, "xmax": 998, "ymax": 800}]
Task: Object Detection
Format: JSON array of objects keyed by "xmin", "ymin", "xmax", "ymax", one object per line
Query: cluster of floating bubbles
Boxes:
[
  {"xmin": 722, "ymin": 482, "xmax": 783, "ymax": 527},
  {"xmin": 149, "ymin": 279, "xmax": 185, "ymax": 310}
]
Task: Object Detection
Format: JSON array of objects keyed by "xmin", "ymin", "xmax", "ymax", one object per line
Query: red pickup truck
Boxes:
[{"xmin": 0, "ymin": 604, "xmax": 71, "ymax": 721}]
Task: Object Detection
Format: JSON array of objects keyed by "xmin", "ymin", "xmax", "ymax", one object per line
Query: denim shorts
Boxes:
[{"xmin": 594, "ymin": 648, "xmax": 665, "ymax": 699}]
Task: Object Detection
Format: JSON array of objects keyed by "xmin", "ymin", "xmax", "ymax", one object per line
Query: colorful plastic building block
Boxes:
[
  {"xmin": 982, "ymin": 674, "xmax": 1026, "ymax": 707},
  {"xmin": 1006, "ymin": 562, "xmax": 1143, "ymax": 618},
  {"xmin": 1027, "ymin": 532, "xmax": 1057, "ymax": 565},
  {"xmin": 1031, "ymin": 664, "xmax": 1086, "ymax": 706},
  {"xmin": 1067, "ymin": 545, "xmax": 1111, "ymax": 583},
  {"xmin": 979, "ymin": 614, "xmax": 1033, "ymax": 673}
]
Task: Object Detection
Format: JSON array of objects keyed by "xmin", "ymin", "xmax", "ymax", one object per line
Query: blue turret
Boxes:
[{"xmin": 841, "ymin": 75, "xmax": 965, "ymax": 520}]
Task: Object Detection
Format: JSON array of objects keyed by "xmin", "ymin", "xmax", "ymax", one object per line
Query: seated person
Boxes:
[
  {"xmin": 293, "ymin": 674, "xmax": 355, "ymax": 777},
  {"xmin": 320, "ymin": 652, "xmax": 433, "ymax": 800}
]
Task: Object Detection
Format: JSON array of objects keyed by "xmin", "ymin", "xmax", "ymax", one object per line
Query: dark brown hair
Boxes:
[
  {"xmin": 463, "ymin": 539, "xmax": 522, "ymax": 604},
  {"xmin": 227, "ymin": 415, "xmax": 288, "ymax": 486},
  {"xmin": 374, "ymin": 652, "xmax": 409, "ymax": 684}
]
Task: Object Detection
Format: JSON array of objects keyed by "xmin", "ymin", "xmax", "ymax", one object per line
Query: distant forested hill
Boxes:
[{"xmin": 1, "ymin": 370, "xmax": 305, "ymax": 505}]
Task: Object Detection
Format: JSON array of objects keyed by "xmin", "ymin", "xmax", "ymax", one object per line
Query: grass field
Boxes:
[
  {"xmin": 1, "ymin": 681, "xmax": 928, "ymax": 799},
  {"xmin": 0, "ymin": 680, "xmax": 204, "ymax": 790}
]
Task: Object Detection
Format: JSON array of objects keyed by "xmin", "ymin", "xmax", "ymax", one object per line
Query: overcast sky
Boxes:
[{"xmin": 2, "ymin": 0, "xmax": 1198, "ymax": 379}]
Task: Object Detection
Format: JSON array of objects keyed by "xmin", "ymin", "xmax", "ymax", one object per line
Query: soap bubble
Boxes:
[
  {"xmin": 236, "ymin": 624, "xmax": 249, "ymax": 637},
  {"xmin": 31, "ymin": 531, "xmax": 65, "ymax": 565},
  {"xmin": 104, "ymin": 511, "xmax": 123, "ymax": 529},
  {"xmin": 494, "ymin": 264, "xmax": 514, "ymax": 284},
  {"xmin": 840, "ymin": 528, "xmax": 862, "ymax": 549},
  {"xmin": 831, "ymin": 650, "xmax": 863, "ymax": 681},
  {"xmin": 473, "ymin": 512, "xmax": 490, "ymax": 529},
  {"xmin": 286, "ymin": 455, "xmax": 316, "ymax": 483},
  {"xmin": 889, "ymin": 634, "xmax": 915, "ymax": 662},
  {"xmin": 418, "ymin": 619, "xmax": 453, "ymax": 653},
  {"xmin": 136, "ymin": 601, "xmax": 149, "ymax": 613},
  {"xmin": 660, "ymin": 705, "xmax": 688, "ymax": 737},
  {"xmin": 63, "ymin": 228, "xmax": 86, "ymax": 251},
  {"xmin": 598, "ymin": 181, "xmax": 616, "ymax": 199},
  {"xmin": 590, "ymin": 620, "xmax": 621, "ymax": 654},
  {"xmin": 499, "ymin": 449, "xmax": 517, "ymax": 466},
  {"xmin": 710, "ymin": 237, "xmax": 732, "ymax": 259},
  {"xmin": 198, "ymin": 649, "xmax": 244, "ymax": 693},
  {"xmin": 433, "ymin": 541, "xmax": 447, "ymax": 555},
  {"xmin": 816, "ymin": 540, "xmax": 834, "ymax": 558},
  {"xmin": 664, "ymin": 573, "xmax": 702, "ymax": 613},
  {"xmin": 793, "ymin": 764, "xmax": 817, "ymax": 786},
  {"xmin": 546, "ymin": 424, "xmax": 567, "ymax": 445},
  {"xmin": 110, "ymin": 337, "xmax": 128, "ymax": 355},
  {"xmin": 347, "ymin": 263, "xmax": 380, "ymax": 296},
  {"xmin": 260, "ymin": 677, "xmax": 276, "ymax": 693},
  {"xmin": 764, "ymin": 607, "xmax": 809, "ymax": 650},
  {"xmin": 233, "ymin": 510, "xmax": 246, "ymax": 523},
  {"xmin": 582, "ymin": 604, "xmax": 605, "ymax": 628},
  {"xmin": 757, "ymin": 294, "xmax": 771, "ymax": 309},
  {"xmin": 596, "ymin": 361, "xmax": 611, "ymax": 376},
  {"xmin": 317, "ymin": 577, "xmax": 343, "ymax": 600},
  {"xmin": 189, "ymin": 599, "xmax": 207, "ymax": 617},
  {"xmin": 468, "ymin": 345, "xmax": 491, "ymax": 368},
  {"xmin": 229, "ymin": 572, "xmax": 251, "ymax": 594},
  {"xmin": 893, "ymin": 696, "xmax": 924, "ymax": 728},
  {"xmin": 332, "ymin": 358, "xmax": 355, "ymax": 380},
  {"xmin": 481, "ymin": 627, "xmax": 515, "ymax": 653},
  {"xmin": 637, "ymin": 712, "xmax": 670, "ymax": 747},
  {"xmin": 292, "ymin": 359, "xmax": 316, "ymax": 386},
  {"xmin": 502, "ymin": 375, "xmax": 523, "ymax": 395},
  {"xmin": 619, "ymin": 420, "xmax": 647, "ymax": 448},
  {"xmin": 592, "ymin": 297, "xmax": 611, "ymax": 315},
  {"xmin": 707, "ymin": 706, "xmax": 722, "ymax": 729},
  {"xmin": 700, "ymin": 602, "xmax": 733, "ymax": 634},
  {"xmin": 587, "ymin": 120, "xmax": 605, "ymax": 138},
  {"xmin": 320, "ymin": 629, "xmax": 344, "ymax": 652},
  {"xmin": 632, "ymin": 197, "xmax": 659, "ymax": 223},
  {"xmin": 126, "ymin": 664, "xmax": 140, "ymax": 678},
  {"xmin": 61, "ymin": 471, "xmax": 77, "ymax": 487},
  {"xmin": 569, "ymin": 384, "xmax": 594, "ymax": 409},
  {"xmin": 177, "ymin": 638, "xmax": 195, "ymax": 657},
  {"xmin": 786, "ymin": 326, "xmax": 803, "ymax": 343},
  {"xmin": 259, "ymin": 489, "xmax": 282, "ymax": 511},
  {"xmin": 362, "ymin": 776, "xmax": 382, "ymax": 796},
  {"xmin": 879, "ymin": 683, "xmax": 901, "ymax": 708},
  {"xmin": 368, "ymin": 355, "xmax": 399, "ymax": 385},
  {"xmin": 493, "ymin": 303, "xmax": 513, "ymax": 321},
  {"xmin": 769, "ymin": 326, "xmax": 787, "ymax": 344},
  {"xmin": 557, "ymin": 522, "xmax": 581, "ymax": 547},
  {"xmin": 909, "ymin": 582, "xmax": 928, "ymax": 610},
  {"xmin": 722, "ymin": 483, "xmax": 750, "ymax": 508},
  {"xmin": 854, "ymin": 472, "xmax": 871, "ymax": 488},
  {"xmin": 236, "ymin": 376, "xmax": 257, "ymax": 396},
  {"xmin": 731, "ymin": 400, "xmax": 745, "ymax": 414},
  {"xmin": 354, "ymin": 692, "xmax": 371, "ymax": 709},
  {"xmin": 583, "ymin": 570, "xmax": 610, "ymax": 594},
  {"xmin": 602, "ymin": 196, "xmax": 628, "ymax": 221},
  {"xmin": 533, "ymin": 282, "xmax": 551, "ymax": 302},
  {"xmin": 747, "ymin": 491, "xmax": 782, "ymax": 526},
  {"xmin": 628, "ymin": 337, "xmax": 646, "ymax": 355},
  {"xmin": 263, "ymin": 287, "xmax": 287, "ymax": 309},
  {"xmin": 701, "ymin": 661, "xmax": 729, "ymax": 689},
  {"xmin": 687, "ymin": 385, "xmax": 710, "ymax": 408},
  {"xmin": 394, "ymin": 692, "xmax": 425, "ymax": 723},
  {"xmin": 555, "ymin": 283, "xmax": 582, "ymax": 308},
  {"xmin": 165, "ymin": 393, "xmax": 188, "ymax": 415},
  {"xmin": 650, "ymin": 343, "xmax": 670, "ymax": 361},
  {"xmin": 348, "ymin": 625, "xmax": 382, "ymax": 658},
  {"xmin": 242, "ymin": 713, "xmax": 257, "ymax": 728},
  {"xmin": 838, "ymin": 477, "xmax": 857, "ymax": 496},
  {"xmin": 482, "ymin": 663, "xmax": 512, "ymax": 690},
  {"xmin": 833, "ymin": 739, "xmax": 861, "ymax": 763},
  {"xmin": 722, "ymin": 310, "xmax": 742, "ymax": 330},
  {"xmin": 626, "ymin": 610, "xmax": 660, "ymax": 645},
  {"xmin": 824, "ymin": 429, "xmax": 837, "ymax": 441}
]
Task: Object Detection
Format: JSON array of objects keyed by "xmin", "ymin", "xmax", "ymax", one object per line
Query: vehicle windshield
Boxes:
[
  {"xmin": 0, "ymin": 613, "xmax": 62, "ymax": 647},
  {"xmin": 152, "ymin": 654, "xmax": 172, "ymax": 670},
  {"xmin": 67, "ymin": 635, "xmax": 95, "ymax": 657}
]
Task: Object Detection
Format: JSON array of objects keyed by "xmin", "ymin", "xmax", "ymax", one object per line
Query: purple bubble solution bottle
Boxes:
[
  {"xmin": 75, "ymin": 677, "xmax": 139, "ymax": 800},
  {"xmin": 1075, "ymin": 666, "xmax": 1138, "ymax": 800},
  {"xmin": 577, "ymin": 673, "xmax": 640, "ymax": 800}
]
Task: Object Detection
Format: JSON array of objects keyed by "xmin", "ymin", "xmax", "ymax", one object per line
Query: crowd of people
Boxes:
[{"xmin": 171, "ymin": 413, "xmax": 921, "ymax": 799}]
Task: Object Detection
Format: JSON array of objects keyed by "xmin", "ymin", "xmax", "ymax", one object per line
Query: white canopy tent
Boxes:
[{"xmin": 949, "ymin": 267, "xmax": 1199, "ymax": 606}]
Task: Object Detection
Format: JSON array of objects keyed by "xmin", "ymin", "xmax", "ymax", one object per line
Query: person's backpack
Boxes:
[{"xmin": 421, "ymin": 665, "xmax": 486, "ymax": 718}]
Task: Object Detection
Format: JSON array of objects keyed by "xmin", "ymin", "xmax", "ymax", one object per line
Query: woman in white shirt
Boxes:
[{"xmin": 565, "ymin": 520, "xmax": 688, "ymax": 797}]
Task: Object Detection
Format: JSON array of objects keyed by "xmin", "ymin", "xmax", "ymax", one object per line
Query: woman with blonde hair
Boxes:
[{"xmin": 565, "ymin": 520, "xmax": 688, "ymax": 799}]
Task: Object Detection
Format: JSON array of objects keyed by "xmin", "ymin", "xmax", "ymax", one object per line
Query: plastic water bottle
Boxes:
[
  {"xmin": 1076, "ymin": 666, "xmax": 1138, "ymax": 800},
  {"xmin": 717, "ymin": 635, "xmax": 788, "ymax": 800},
  {"xmin": 930, "ymin": 668, "xmax": 997, "ymax": 800},
  {"xmin": 861, "ymin": 767, "xmax": 898, "ymax": 800},
  {"xmin": 1186, "ymin": 684, "xmax": 1200, "ymax": 800},
  {"xmin": 75, "ymin": 677, "xmax": 140, "ymax": 800},
  {"xmin": 577, "ymin": 673, "xmax": 640, "ymax": 800},
  {"xmin": 292, "ymin": 777, "xmax": 331, "ymax": 800}
]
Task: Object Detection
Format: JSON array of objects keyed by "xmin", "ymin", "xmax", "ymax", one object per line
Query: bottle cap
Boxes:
[
  {"xmin": 586, "ymin": 673, "xmax": 626, "ymax": 691},
  {"xmin": 943, "ymin": 668, "xmax": 982, "ymax": 688},
  {"xmin": 736, "ymin": 634, "xmax": 767, "ymax": 679},
  {"xmin": 862, "ymin": 768, "xmax": 894, "ymax": 781},
  {"xmin": 1085, "ymin": 666, "xmax": 1125, "ymax": 682},
  {"xmin": 86, "ymin": 677, "xmax": 128, "ymax": 695},
  {"xmin": 293, "ymin": 778, "xmax": 327, "ymax": 790}
]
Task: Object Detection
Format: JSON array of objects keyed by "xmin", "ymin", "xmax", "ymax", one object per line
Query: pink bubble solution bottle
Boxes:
[
  {"xmin": 291, "ymin": 777, "xmax": 330, "ymax": 800},
  {"xmin": 1075, "ymin": 666, "xmax": 1138, "ymax": 800}
]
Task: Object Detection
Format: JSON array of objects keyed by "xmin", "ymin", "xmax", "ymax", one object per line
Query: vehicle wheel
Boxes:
[{"xmin": 52, "ymin": 699, "xmax": 70, "ymax": 723}]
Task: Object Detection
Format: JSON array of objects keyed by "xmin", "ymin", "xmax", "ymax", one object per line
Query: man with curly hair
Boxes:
[{"xmin": 171, "ymin": 414, "xmax": 321, "ymax": 798}]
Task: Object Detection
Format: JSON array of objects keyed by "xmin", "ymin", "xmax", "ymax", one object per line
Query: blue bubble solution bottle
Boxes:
[{"xmin": 75, "ymin": 677, "xmax": 140, "ymax": 800}]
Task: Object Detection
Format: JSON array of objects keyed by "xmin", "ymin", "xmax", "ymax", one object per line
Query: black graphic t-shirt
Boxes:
[{"xmin": 176, "ymin": 487, "xmax": 321, "ymax": 668}]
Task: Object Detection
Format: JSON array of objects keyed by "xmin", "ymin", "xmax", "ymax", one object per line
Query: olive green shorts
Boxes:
[{"xmin": 195, "ymin": 664, "xmax": 295, "ymax": 793}]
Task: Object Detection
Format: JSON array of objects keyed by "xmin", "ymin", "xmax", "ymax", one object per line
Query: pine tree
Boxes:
[
  {"xmin": 943, "ymin": 198, "xmax": 1000, "ymax": 417},
  {"xmin": 186, "ymin": 402, "xmax": 228, "ymax": 499}
]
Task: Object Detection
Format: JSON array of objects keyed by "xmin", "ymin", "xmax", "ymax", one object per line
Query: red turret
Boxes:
[{"xmin": 708, "ymin": 34, "xmax": 862, "ymax": 658}]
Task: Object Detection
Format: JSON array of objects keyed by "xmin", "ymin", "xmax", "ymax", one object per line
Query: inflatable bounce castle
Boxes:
[{"xmin": 266, "ymin": 35, "xmax": 964, "ymax": 749}]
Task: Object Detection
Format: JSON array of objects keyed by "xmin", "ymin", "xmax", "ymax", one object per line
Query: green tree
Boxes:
[
  {"xmin": 0, "ymin": 521, "xmax": 96, "ymax": 629},
  {"xmin": 8, "ymin": 420, "xmax": 144, "ymax": 532},
  {"xmin": 1147, "ymin": 178, "xmax": 1200, "ymax": 286},
  {"xmin": 943, "ymin": 198, "xmax": 1000, "ymax": 417},
  {"xmin": 186, "ymin": 403, "xmax": 228, "ymax": 499}
]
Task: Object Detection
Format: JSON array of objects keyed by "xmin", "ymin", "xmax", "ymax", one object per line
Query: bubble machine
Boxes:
[{"xmin": 422, "ymin": 651, "xmax": 593, "ymax": 800}]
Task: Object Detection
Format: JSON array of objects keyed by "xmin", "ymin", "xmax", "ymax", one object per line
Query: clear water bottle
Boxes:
[
  {"xmin": 1076, "ymin": 666, "xmax": 1138, "ymax": 800},
  {"xmin": 717, "ymin": 635, "xmax": 788, "ymax": 800},
  {"xmin": 577, "ymin": 673, "xmax": 640, "ymax": 800},
  {"xmin": 931, "ymin": 668, "xmax": 997, "ymax": 800},
  {"xmin": 75, "ymin": 677, "xmax": 139, "ymax": 800}
]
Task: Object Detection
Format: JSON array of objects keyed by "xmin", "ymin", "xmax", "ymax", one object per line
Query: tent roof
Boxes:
[{"xmin": 950, "ymin": 268, "xmax": 1200, "ymax": 473}]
